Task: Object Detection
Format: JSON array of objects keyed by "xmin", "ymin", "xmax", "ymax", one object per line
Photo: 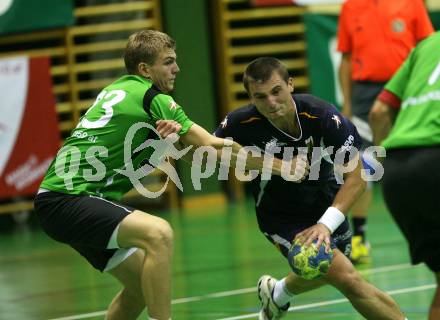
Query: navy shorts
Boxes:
[
  {"xmin": 258, "ymin": 216, "xmax": 352, "ymax": 259},
  {"xmin": 351, "ymin": 80, "xmax": 385, "ymax": 149},
  {"xmin": 34, "ymin": 191, "xmax": 134, "ymax": 271}
]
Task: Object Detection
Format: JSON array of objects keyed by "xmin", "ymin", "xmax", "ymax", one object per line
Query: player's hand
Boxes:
[
  {"xmin": 294, "ymin": 223, "xmax": 332, "ymax": 253},
  {"xmin": 289, "ymin": 153, "xmax": 310, "ymax": 182},
  {"xmin": 156, "ymin": 120, "xmax": 182, "ymax": 138}
]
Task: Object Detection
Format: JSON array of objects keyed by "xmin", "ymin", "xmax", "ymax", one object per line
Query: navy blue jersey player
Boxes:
[
  {"xmin": 215, "ymin": 94, "xmax": 361, "ymax": 240},
  {"xmin": 213, "ymin": 58, "xmax": 406, "ymax": 320}
]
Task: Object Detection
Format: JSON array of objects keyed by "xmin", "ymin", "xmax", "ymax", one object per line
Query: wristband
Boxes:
[{"xmin": 317, "ymin": 207, "xmax": 345, "ymax": 234}]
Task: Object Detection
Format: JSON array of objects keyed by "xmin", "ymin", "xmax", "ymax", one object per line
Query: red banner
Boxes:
[{"xmin": 0, "ymin": 56, "xmax": 60, "ymax": 199}]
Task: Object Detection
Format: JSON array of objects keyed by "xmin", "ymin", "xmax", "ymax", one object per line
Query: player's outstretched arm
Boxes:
[
  {"xmin": 156, "ymin": 120, "xmax": 309, "ymax": 179},
  {"xmin": 181, "ymin": 123, "xmax": 285, "ymax": 175}
]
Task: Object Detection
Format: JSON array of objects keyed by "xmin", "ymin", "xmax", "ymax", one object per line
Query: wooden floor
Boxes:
[{"xmin": 0, "ymin": 187, "xmax": 435, "ymax": 320}]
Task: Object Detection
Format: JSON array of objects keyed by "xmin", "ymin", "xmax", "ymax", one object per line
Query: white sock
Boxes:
[{"xmin": 273, "ymin": 278, "xmax": 294, "ymax": 307}]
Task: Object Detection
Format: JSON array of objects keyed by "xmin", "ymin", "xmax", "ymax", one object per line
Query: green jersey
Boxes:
[
  {"xmin": 382, "ymin": 32, "xmax": 440, "ymax": 149},
  {"xmin": 41, "ymin": 75, "xmax": 193, "ymax": 200}
]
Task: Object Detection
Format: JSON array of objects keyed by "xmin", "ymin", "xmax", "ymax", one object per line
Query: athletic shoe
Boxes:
[
  {"xmin": 257, "ymin": 275, "xmax": 289, "ymax": 320},
  {"xmin": 350, "ymin": 235, "xmax": 371, "ymax": 264}
]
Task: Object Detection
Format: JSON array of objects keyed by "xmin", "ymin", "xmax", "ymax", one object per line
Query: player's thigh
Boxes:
[{"xmin": 117, "ymin": 210, "xmax": 173, "ymax": 250}]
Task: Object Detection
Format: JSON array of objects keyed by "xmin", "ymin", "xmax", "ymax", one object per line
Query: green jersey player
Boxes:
[
  {"xmin": 370, "ymin": 31, "xmax": 440, "ymax": 320},
  {"xmin": 34, "ymin": 30, "xmax": 308, "ymax": 320},
  {"xmin": 40, "ymin": 74, "xmax": 194, "ymax": 200}
]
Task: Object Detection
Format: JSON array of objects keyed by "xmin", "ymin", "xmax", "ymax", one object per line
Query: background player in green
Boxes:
[
  {"xmin": 336, "ymin": 0, "xmax": 433, "ymax": 264},
  {"xmin": 369, "ymin": 31, "xmax": 440, "ymax": 320},
  {"xmin": 34, "ymin": 30, "xmax": 307, "ymax": 320}
]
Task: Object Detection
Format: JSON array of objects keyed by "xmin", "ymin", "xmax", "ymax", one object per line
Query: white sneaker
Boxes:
[{"xmin": 257, "ymin": 275, "xmax": 289, "ymax": 320}]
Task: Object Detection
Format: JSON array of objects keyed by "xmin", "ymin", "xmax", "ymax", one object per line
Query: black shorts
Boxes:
[
  {"xmin": 382, "ymin": 147, "xmax": 440, "ymax": 272},
  {"xmin": 34, "ymin": 191, "xmax": 134, "ymax": 271},
  {"xmin": 256, "ymin": 208, "xmax": 352, "ymax": 259}
]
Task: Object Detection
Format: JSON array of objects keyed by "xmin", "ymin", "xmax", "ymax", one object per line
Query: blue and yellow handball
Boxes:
[{"xmin": 288, "ymin": 239, "xmax": 334, "ymax": 280}]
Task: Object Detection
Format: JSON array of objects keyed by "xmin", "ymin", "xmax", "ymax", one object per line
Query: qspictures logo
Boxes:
[{"xmin": 53, "ymin": 122, "xmax": 385, "ymax": 198}]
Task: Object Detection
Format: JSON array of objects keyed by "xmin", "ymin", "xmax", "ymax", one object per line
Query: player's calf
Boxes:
[
  {"xmin": 325, "ymin": 251, "xmax": 405, "ymax": 319},
  {"xmin": 106, "ymin": 289, "xmax": 145, "ymax": 320}
]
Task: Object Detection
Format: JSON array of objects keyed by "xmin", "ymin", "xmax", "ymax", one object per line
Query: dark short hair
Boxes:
[
  {"xmin": 124, "ymin": 29, "xmax": 176, "ymax": 75},
  {"xmin": 243, "ymin": 57, "xmax": 289, "ymax": 92}
]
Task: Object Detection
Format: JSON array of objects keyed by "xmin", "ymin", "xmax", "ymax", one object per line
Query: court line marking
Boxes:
[
  {"xmin": 218, "ymin": 284, "xmax": 436, "ymax": 320},
  {"xmin": 48, "ymin": 262, "xmax": 428, "ymax": 320}
]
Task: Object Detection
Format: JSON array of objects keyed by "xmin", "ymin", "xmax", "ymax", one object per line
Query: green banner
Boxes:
[
  {"xmin": 304, "ymin": 13, "xmax": 341, "ymax": 108},
  {"xmin": 431, "ymin": 11, "xmax": 440, "ymax": 28},
  {"xmin": 0, "ymin": 0, "xmax": 74, "ymax": 35},
  {"xmin": 304, "ymin": 11, "xmax": 440, "ymax": 109}
]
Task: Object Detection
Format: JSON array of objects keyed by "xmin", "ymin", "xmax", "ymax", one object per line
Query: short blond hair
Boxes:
[{"xmin": 124, "ymin": 29, "xmax": 176, "ymax": 74}]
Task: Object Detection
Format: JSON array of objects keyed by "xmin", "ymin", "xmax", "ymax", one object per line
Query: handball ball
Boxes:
[{"xmin": 288, "ymin": 239, "xmax": 334, "ymax": 280}]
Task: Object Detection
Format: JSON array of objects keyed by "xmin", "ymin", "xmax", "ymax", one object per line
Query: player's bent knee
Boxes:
[
  {"xmin": 133, "ymin": 211, "xmax": 173, "ymax": 251},
  {"xmin": 117, "ymin": 211, "xmax": 173, "ymax": 251},
  {"xmin": 147, "ymin": 218, "xmax": 173, "ymax": 250}
]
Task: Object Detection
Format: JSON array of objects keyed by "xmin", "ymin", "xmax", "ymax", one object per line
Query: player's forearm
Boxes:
[
  {"xmin": 179, "ymin": 123, "xmax": 301, "ymax": 177},
  {"xmin": 320, "ymin": 177, "xmax": 364, "ymax": 234},
  {"xmin": 331, "ymin": 168, "xmax": 366, "ymax": 214},
  {"xmin": 339, "ymin": 54, "xmax": 352, "ymax": 110},
  {"xmin": 318, "ymin": 161, "xmax": 365, "ymax": 233},
  {"xmin": 214, "ymin": 141, "xmax": 310, "ymax": 181},
  {"xmin": 369, "ymin": 99, "xmax": 396, "ymax": 146},
  {"xmin": 221, "ymin": 141, "xmax": 284, "ymax": 176},
  {"xmin": 177, "ymin": 125, "xmax": 278, "ymax": 174}
]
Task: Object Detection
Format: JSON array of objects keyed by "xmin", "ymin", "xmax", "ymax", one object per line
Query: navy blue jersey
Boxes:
[{"xmin": 214, "ymin": 94, "xmax": 362, "ymax": 226}]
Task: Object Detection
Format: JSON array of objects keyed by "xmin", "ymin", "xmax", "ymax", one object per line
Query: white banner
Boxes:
[
  {"xmin": 0, "ymin": 56, "xmax": 28, "ymax": 176},
  {"xmin": 0, "ymin": 56, "xmax": 60, "ymax": 198}
]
